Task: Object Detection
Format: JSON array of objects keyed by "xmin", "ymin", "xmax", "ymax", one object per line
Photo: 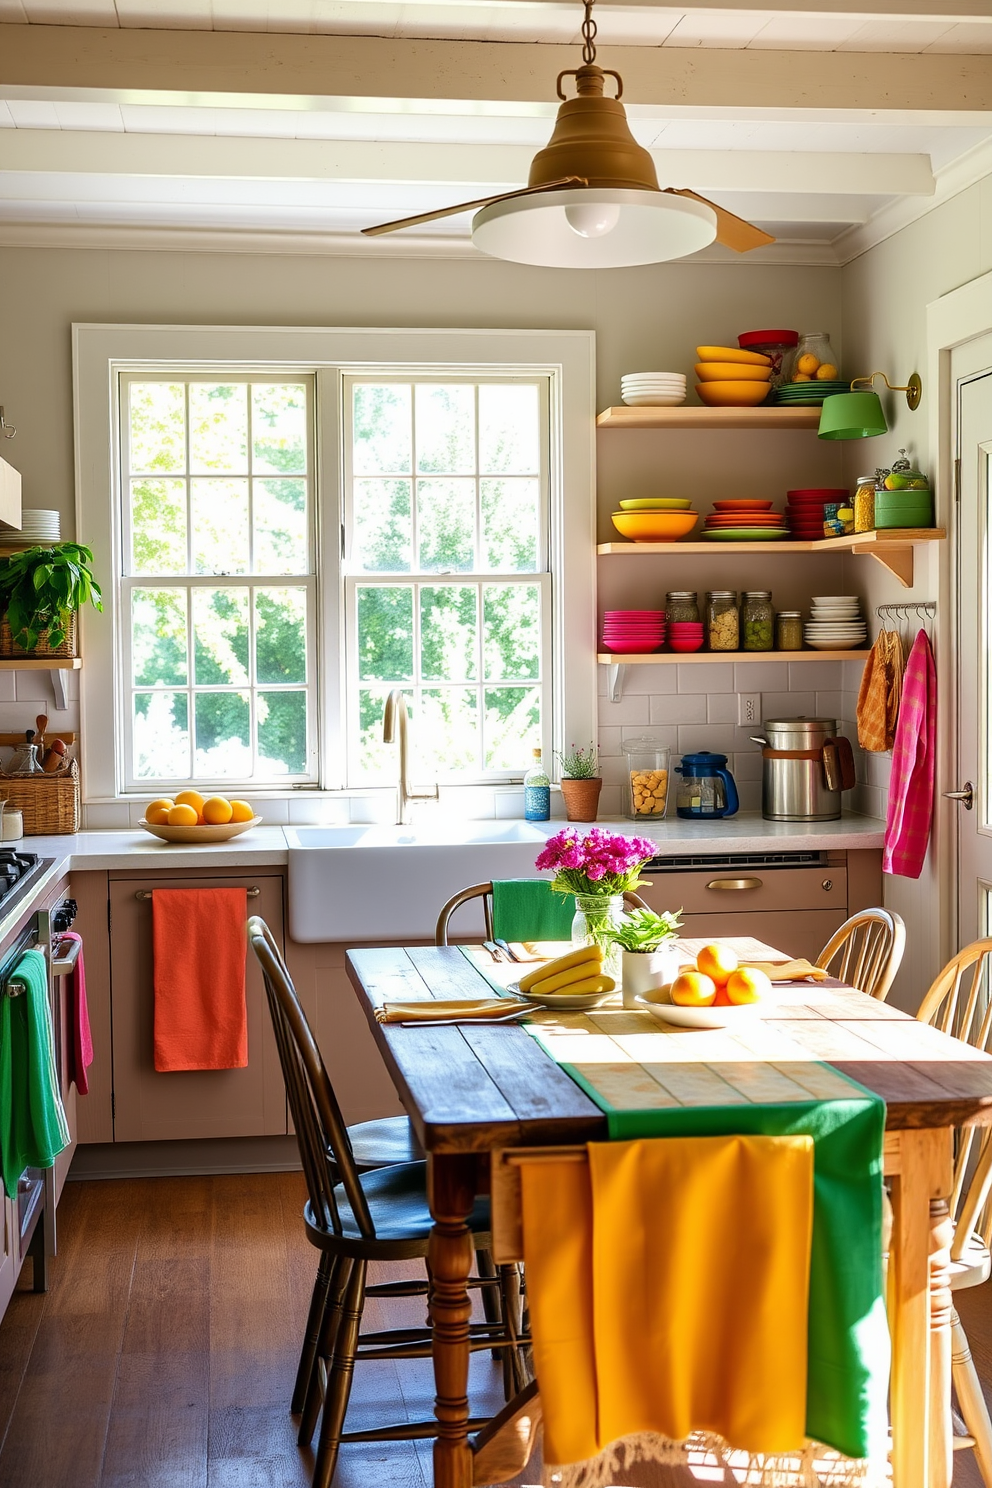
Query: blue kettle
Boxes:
[{"xmin": 674, "ymin": 751, "xmax": 740, "ymax": 820}]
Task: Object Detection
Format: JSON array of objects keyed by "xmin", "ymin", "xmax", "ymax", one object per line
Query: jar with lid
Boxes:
[
  {"xmin": 853, "ymin": 471, "xmax": 884, "ymax": 534},
  {"xmin": 742, "ymin": 591, "xmax": 774, "ymax": 651},
  {"xmin": 665, "ymin": 591, "xmax": 699, "ymax": 624},
  {"xmin": 791, "ymin": 331, "xmax": 840, "ymax": 386},
  {"xmin": 623, "ymin": 737, "xmax": 671, "ymax": 821},
  {"xmin": 776, "ymin": 612, "xmax": 804, "ymax": 651},
  {"xmin": 706, "ymin": 591, "xmax": 739, "ymax": 651},
  {"xmin": 737, "ymin": 329, "xmax": 799, "ymax": 387}
]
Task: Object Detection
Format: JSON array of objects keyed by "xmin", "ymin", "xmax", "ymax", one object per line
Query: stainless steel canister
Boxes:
[{"xmin": 750, "ymin": 716, "xmax": 856, "ymax": 822}]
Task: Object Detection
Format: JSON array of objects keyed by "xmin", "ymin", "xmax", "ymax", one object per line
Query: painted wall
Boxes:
[{"xmin": 840, "ymin": 168, "xmax": 992, "ymax": 1010}]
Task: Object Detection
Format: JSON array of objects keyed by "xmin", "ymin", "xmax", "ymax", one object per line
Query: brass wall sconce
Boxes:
[{"xmin": 850, "ymin": 371, "xmax": 923, "ymax": 411}]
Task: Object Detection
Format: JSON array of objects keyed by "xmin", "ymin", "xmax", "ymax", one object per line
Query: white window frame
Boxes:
[{"xmin": 74, "ymin": 325, "xmax": 597, "ymax": 805}]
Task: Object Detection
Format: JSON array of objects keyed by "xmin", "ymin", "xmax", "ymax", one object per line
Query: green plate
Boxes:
[
  {"xmin": 701, "ymin": 528, "xmax": 791, "ymax": 541},
  {"xmin": 618, "ymin": 498, "xmax": 692, "ymax": 511}
]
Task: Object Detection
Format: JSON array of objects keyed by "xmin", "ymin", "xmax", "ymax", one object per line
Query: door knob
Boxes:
[{"xmin": 943, "ymin": 782, "xmax": 974, "ymax": 810}]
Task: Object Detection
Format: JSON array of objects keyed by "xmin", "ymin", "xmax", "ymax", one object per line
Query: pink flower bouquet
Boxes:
[{"xmin": 535, "ymin": 827, "xmax": 656, "ymax": 898}]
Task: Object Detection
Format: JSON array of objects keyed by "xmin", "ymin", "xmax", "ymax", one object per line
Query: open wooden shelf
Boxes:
[
  {"xmin": 598, "ymin": 650, "xmax": 869, "ymax": 665},
  {"xmin": 597, "ymin": 528, "xmax": 944, "ymax": 587},
  {"xmin": 596, "ymin": 406, "xmax": 822, "ymax": 430},
  {"xmin": 0, "ymin": 658, "xmax": 81, "ymax": 670}
]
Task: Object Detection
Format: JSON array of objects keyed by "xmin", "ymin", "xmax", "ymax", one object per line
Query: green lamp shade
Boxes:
[{"xmin": 817, "ymin": 391, "xmax": 888, "ymax": 440}]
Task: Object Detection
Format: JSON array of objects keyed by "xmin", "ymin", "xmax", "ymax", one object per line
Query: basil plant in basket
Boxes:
[
  {"xmin": 0, "ymin": 544, "xmax": 103, "ymax": 654},
  {"xmin": 606, "ymin": 906, "xmax": 684, "ymax": 1009}
]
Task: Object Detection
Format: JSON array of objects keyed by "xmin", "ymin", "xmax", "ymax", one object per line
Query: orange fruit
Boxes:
[
  {"xmin": 696, "ymin": 943, "xmax": 739, "ymax": 986},
  {"xmin": 175, "ymin": 789, "xmax": 205, "ymax": 814},
  {"xmin": 670, "ymin": 971, "xmax": 717, "ymax": 1007},
  {"xmin": 792, "ymin": 372, "xmax": 813, "ymax": 382},
  {"xmin": 145, "ymin": 798, "xmax": 174, "ymax": 825},
  {"xmin": 726, "ymin": 967, "xmax": 773, "ymax": 1005},
  {"xmin": 229, "ymin": 799, "xmax": 253, "ymax": 823},
  {"xmin": 816, "ymin": 363, "xmax": 839, "ymax": 381},
  {"xmin": 167, "ymin": 803, "xmax": 199, "ymax": 827},
  {"xmin": 713, "ymin": 984, "xmax": 732, "ymax": 1007},
  {"xmin": 796, "ymin": 352, "xmax": 820, "ymax": 376},
  {"xmin": 202, "ymin": 796, "xmax": 234, "ymax": 825}
]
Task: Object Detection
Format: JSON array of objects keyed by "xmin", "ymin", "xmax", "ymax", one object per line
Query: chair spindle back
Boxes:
[{"xmin": 815, "ymin": 908, "xmax": 906, "ymax": 1001}]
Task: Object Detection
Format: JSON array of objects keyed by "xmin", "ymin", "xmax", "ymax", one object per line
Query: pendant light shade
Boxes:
[
  {"xmin": 472, "ymin": 187, "xmax": 717, "ymax": 268},
  {"xmin": 817, "ymin": 391, "xmax": 889, "ymax": 441}
]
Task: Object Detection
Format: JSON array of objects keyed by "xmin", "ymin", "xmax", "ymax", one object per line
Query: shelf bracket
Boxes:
[
  {"xmin": 49, "ymin": 669, "xmax": 67, "ymax": 711},
  {"xmin": 852, "ymin": 544, "xmax": 914, "ymax": 589},
  {"xmin": 607, "ymin": 663, "xmax": 626, "ymax": 703}
]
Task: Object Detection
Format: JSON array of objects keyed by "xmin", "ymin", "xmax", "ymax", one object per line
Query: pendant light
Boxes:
[
  {"xmin": 362, "ymin": 0, "xmax": 773, "ymax": 267},
  {"xmin": 818, "ymin": 372, "xmax": 922, "ymax": 441}
]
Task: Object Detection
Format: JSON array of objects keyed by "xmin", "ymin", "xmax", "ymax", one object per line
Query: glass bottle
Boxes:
[
  {"xmin": 792, "ymin": 331, "xmax": 840, "ymax": 385},
  {"xmin": 742, "ymin": 591, "xmax": 774, "ymax": 651},
  {"xmin": 523, "ymin": 747, "xmax": 550, "ymax": 821},
  {"xmin": 776, "ymin": 611, "xmax": 804, "ymax": 651},
  {"xmin": 664, "ymin": 591, "xmax": 699, "ymax": 624},
  {"xmin": 706, "ymin": 591, "xmax": 739, "ymax": 651}
]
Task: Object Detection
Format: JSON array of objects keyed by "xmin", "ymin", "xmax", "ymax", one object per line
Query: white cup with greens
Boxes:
[{"xmin": 604, "ymin": 907, "xmax": 684, "ymax": 1009}]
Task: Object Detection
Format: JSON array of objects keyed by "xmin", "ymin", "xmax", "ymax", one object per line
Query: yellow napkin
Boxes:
[
  {"xmin": 374, "ymin": 997, "xmax": 530, "ymax": 1024},
  {"xmin": 520, "ymin": 1134, "xmax": 814, "ymax": 1469}
]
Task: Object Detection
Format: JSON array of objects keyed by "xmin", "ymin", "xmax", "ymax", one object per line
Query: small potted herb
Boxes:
[
  {"xmin": 556, "ymin": 743, "xmax": 601, "ymax": 822},
  {"xmin": 0, "ymin": 543, "xmax": 102, "ymax": 656},
  {"xmin": 606, "ymin": 906, "xmax": 683, "ymax": 1008}
]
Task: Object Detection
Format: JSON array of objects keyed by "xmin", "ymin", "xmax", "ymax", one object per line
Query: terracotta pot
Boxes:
[{"xmin": 560, "ymin": 776, "xmax": 602, "ymax": 822}]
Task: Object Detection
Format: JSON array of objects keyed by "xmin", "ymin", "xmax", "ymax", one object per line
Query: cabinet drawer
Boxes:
[{"xmin": 641, "ymin": 866, "xmax": 847, "ymax": 915}]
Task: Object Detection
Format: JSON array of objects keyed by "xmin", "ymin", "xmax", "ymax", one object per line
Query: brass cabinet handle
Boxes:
[
  {"xmin": 135, "ymin": 886, "xmax": 261, "ymax": 900},
  {"xmin": 705, "ymin": 877, "xmax": 762, "ymax": 891}
]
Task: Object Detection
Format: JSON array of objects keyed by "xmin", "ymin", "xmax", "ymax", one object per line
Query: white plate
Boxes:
[
  {"xmin": 622, "ymin": 394, "xmax": 688, "ymax": 407},
  {"xmin": 621, "ymin": 372, "xmax": 686, "ymax": 381},
  {"xmin": 803, "ymin": 638, "xmax": 868, "ymax": 650},
  {"xmin": 635, "ymin": 993, "xmax": 763, "ymax": 1029},
  {"xmin": 506, "ymin": 979, "xmax": 613, "ymax": 1011},
  {"xmin": 812, "ymin": 596, "xmax": 857, "ymax": 604}
]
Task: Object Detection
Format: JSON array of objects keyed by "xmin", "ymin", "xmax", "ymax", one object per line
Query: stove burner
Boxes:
[{"xmin": 0, "ymin": 852, "xmax": 52, "ymax": 923}]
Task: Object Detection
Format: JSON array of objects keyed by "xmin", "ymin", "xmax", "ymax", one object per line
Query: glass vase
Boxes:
[{"xmin": 571, "ymin": 894, "xmax": 624, "ymax": 982}]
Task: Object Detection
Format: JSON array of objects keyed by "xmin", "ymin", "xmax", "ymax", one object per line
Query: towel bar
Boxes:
[
  {"xmin": 135, "ymin": 886, "xmax": 261, "ymax": 900},
  {"xmin": 2, "ymin": 980, "xmax": 25, "ymax": 998}
]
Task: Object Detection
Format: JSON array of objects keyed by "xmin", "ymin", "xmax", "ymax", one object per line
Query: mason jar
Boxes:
[
  {"xmin": 706, "ymin": 591, "xmax": 739, "ymax": 651},
  {"xmin": 571, "ymin": 894, "xmax": 624, "ymax": 982},
  {"xmin": 742, "ymin": 591, "xmax": 774, "ymax": 651},
  {"xmin": 665, "ymin": 591, "xmax": 699, "ymax": 624},
  {"xmin": 776, "ymin": 611, "xmax": 804, "ymax": 651}
]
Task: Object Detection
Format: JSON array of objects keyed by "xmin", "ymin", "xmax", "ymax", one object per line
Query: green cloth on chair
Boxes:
[
  {"xmin": 0, "ymin": 948, "xmax": 70, "ymax": 1199},
  {"xmin": 562, "ymin": 1067, "xmax": 889, "ymax": 1465},
  {"xmin": 491, "ymin": 879, "xmax": 575, "ymax": 942}
]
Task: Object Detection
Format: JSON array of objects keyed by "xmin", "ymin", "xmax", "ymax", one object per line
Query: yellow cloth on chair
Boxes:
[{"xmin": 520, "ymin": 1134, "xmax": 815, "ymax": 1473}]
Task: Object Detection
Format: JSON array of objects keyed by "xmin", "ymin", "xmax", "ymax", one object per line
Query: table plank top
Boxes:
[{"xmin": 346, "ymin": 942, "xmax": 992, "ymax": 1153}]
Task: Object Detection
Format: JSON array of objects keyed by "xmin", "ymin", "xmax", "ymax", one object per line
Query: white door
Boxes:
[{"xmin": 954, "ymin": 336, "xmax": 992, "ymax": 945}]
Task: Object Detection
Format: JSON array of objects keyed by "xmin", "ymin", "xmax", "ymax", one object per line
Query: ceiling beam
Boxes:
[
  {"xmin": 1, "ymin": 23, "xmax": 990, "ymax": 115},
  {"xmin": 0, "ymin": 130, "xmax": 936, "ymax": 197}
]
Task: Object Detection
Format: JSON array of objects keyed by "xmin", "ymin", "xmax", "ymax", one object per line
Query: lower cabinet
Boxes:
[{"xmin": 107, "ymin": 872, "xmax": 288, "ymax": 1143}]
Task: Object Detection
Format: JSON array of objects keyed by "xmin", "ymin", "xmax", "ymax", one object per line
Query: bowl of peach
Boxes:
[
  {"xmin": 636, "ymin": 942, "xmax": 774, "ymax": 1028},
  {"xmin": 139, "ymin": 791, "xmax": 262, "ymax": 843}
]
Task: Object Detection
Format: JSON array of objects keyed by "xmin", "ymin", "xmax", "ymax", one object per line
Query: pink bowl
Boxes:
[
  {"xmin": 669, "ymin": 637, "xmax": 705, "ymax": 653},
  {"xmin": 605, "ymin": 610, "xmax": 665, "ymax": 618},
  {"xmin": 602, "ymin": 639, "xmax": 663, "ymax": 654}
]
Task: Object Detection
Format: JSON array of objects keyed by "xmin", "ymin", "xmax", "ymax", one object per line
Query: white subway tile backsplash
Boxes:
[
  {"xmin": 83, "ymin": 803, "xmax": 132, "ymax": 829},
  {"xmin": 601, "ymin": 693, "xmax": 651, "ymax": 725},
  {"xmin": 617, "ymin": 666, "xmax": 677, "ymax": 695},
  {"xmin": 597, "ymin": 725, "xmax": 624, "ymax": 758},
  {"xmin": 737, "ymin": 781, "xmax": 761, "ymax": 812},
  {"xmin": 599, "ymin": 784, "xmax": 623, "ymax": 817},
  {"xmin": 761, "ymin": 691, "xmax": 816, "ymax": 718},
  {"xmin": 732, "ymin": 750, "xmax": 764, "ymax": 782},
  {"xmin": 706, "ymin": 693, "xmax": 738, "ymax": 724},
  {"xmin": 814, "ymin": 692, "xmax": 844, "ymax": 719},
  {"xmin": 622, "ymin": 724, "xmax": 678, "ymax": 752},
  {"xmin": 677, "ymin": 663, "xmax": 734, "ymax": 693},
  {"xmin": 0, "ymin": 675, "xmax": 17, "ymax": 704},
  {"xmin": 677, "ymin": 723, "xmax": 737, "ymax": 753},
  {"xmin": 13, "ymin": 672, "xmax": 50, "ymax": 703},
  {"xmin": 789, "ymin": 660, "xmax": 843, "ymax": 689},
  {"xmin": 867, "ymin": 752, "xmax": 893, "ymax": 788},
  {"xmin": 650, "ymin": 694, "xmax": 706, "ymax": 726},
  {"xmin": 734, "ymin": 660, "xmax": 788, "ymax": 691}
]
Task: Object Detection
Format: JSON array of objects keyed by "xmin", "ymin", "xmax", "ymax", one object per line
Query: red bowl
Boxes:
[
  {"xmin": 787, "ymin": 489, "xmax": 848, "ymax": 500},
  {"xmin": 739, "ymin": 329, "xmax": 799, "ymax": 349},
  {"xmin": 604, "ymin": 610, "xmax": 665, "ymax": 618},
  {"xmin": 711, "ymin": 500, "xmax": 774, "ymax": 512}
]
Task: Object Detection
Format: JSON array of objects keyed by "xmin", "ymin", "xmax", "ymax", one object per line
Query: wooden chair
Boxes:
[
  {"xmin": 435, "ymin": 880, "xmax": 648, "ymax": 945},
  {"xmin": 815, "ymin": 908, "xmax": 906, "ymax": 1001},
  {"xmin": 916, "ymin": 937, "xmax": 992, "ymax": 1486},
  {"xmin": 247, "ymin": 917, "xmax": 527, "ymax": 1488}
]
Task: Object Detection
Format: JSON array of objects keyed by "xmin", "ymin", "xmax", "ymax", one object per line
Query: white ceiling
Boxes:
[{"xmin": 1, "ymin": 0, "xmax": 991, "ymax": 262}]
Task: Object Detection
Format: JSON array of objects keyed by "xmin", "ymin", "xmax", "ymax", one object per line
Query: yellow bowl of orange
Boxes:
[{"xmin": 139, "ymin": 790, "xmax": 262, "ymax": 843}]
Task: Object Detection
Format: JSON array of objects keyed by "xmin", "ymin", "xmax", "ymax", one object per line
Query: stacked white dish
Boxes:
[
  {"xmin": 5, "ymin": 509, "xmax": 61, "ymax": 546},
  {"xmin": 621, "ymin": 372, "xmax": 687, "ymax": 408},
  {"xmin": 803, "ymin": 595, "xmax": 867, "ymax": 651}
]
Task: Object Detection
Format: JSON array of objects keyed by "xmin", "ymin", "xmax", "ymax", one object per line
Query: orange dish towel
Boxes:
[{"xmin": 152, "ymin": 888, "xmax": 248, "ymax": 1072}]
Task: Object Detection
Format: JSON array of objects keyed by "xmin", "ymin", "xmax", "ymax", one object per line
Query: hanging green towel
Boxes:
[
  {"xmin": 0, "ymin": 949, "xmax": 70, "ymax": 1199},
  {"xmin": 562, "ymin": 1068, "xmax": 889, "ymax": 1465},
  {"xmin": 491, "ymin": 879, "xmax": 575, "ymax": 942}
]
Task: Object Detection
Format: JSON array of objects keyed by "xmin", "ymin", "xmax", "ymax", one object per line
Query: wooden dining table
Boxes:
[{"xmin": 346, "ymin": 938, "xmax": 992, "ymax": 1488}]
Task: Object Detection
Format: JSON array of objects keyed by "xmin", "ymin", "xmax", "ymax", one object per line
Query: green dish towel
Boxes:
[
  {"xmin": 563, "ymin": 1067, "xmax": 889, "ymax": 1465},
  {"xmin": 0, "ymin": 949, "xmax": 70, "ymax": 1199},
  {"xmin": 491, "ymin": 879, "xmax": 575, "ymax": 942}
]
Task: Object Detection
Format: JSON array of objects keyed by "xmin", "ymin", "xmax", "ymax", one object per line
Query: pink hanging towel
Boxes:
[
  {"xmin": 61, "ymin": 931, "xmax": 93, "ymax": 1095},
  {"xmin": 883, "ymin": 629, "xmax": 936, "ymax": 879}
]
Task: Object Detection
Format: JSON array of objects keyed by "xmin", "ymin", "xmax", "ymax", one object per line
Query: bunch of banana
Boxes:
[{"xmin": 517, "ymin": 945, "xmax": 615, "ymax": 998}]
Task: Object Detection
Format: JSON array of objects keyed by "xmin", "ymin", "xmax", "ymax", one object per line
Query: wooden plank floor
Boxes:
[{"xmin": 0, "ymin": 1171, "xmax": 987, "ymax": 1487}]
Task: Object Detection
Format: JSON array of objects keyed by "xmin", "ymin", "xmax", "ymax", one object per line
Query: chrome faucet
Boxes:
[{"xmin": 382, "ymin": 689, "xmax": 439, "ymax": 826}]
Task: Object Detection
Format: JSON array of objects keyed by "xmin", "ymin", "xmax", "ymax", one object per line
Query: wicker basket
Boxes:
[
  {"xmin": 0, "ymin": 611, "xmax": 77, "ymax": 660},
  {"xmin": 0, "ymin": 759, "xmax": 80, "ymax": 835}
]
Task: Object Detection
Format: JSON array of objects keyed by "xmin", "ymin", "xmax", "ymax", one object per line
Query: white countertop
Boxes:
[{"xmin": 15, "ymin": 813, "xmax": 884, "ymax": 874}]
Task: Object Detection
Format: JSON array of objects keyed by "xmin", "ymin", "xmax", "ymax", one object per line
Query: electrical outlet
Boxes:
[{"xmin": 738, "ymin": 692, "xmax": 761, "ymax": 726}]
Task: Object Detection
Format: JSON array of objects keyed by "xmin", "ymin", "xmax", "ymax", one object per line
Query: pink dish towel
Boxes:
[
  {"xmin": 883, "ymin": 629, "xmax": 937, "ymax": 880},
  {"xmin": 61, "ymin": 931, "xmax": 93, "ymax": 1096}
]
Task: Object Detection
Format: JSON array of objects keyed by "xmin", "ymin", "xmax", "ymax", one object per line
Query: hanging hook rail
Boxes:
[{"xmin": 876, "ymin": 601, "xmax": 935, "ymax": 626}]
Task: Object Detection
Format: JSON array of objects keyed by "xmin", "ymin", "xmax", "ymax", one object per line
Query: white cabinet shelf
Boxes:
[{"xmin": 600, "ymin": 650, "xmax": 868, "ymax": 700}]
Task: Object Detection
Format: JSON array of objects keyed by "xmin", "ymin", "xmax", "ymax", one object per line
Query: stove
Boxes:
[{"xmin": 0, "ymin": 851, "xmax": 55, "ymax": 922}]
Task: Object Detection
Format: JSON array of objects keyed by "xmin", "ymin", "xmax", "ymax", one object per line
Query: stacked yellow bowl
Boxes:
[{"xmin": 693, "ymin": 345, "xmax": 772, "ymax": 407}]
